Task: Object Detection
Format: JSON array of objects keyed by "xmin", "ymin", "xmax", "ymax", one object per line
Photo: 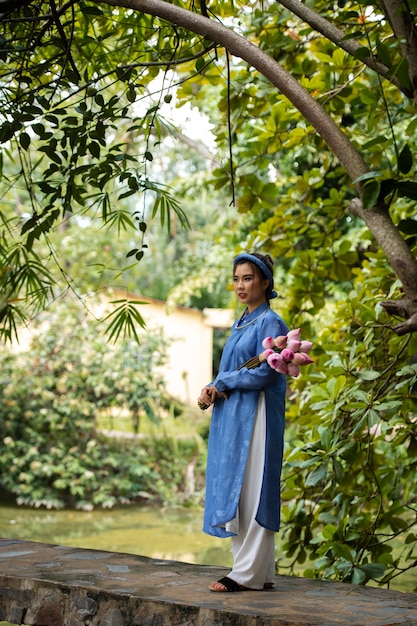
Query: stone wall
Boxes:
[{"xmin": 1, "ymin": 538, "xmax": 417, "ymax": 626}]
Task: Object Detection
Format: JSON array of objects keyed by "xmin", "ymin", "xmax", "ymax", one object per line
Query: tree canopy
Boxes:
[{"xmin": 2, "ymin": 0, "xmax": 417, "ymax": 337}]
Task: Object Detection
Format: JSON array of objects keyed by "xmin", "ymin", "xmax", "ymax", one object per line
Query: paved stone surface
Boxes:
[{"xmin": 0, "ymin": 538, "xmax": 417, "ymax": 625}]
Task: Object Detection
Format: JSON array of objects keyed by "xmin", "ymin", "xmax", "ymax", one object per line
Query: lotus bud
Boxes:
[
  {"xmin": 267, "ymin": 352, "xmax": 288, "ymax": 374},
  {"xmin": 262, "ymin": 336, "xmax": 275, "ymax": 349},
  {"xmin": 287, "ymin": 339, "xmax": 301, "ymax": 352},
  {"xmin": 281, "ymin": 348, "xmax": 295, "ymax": 363},
  {"xmin": 292, "ymin": 352, "xmax": 314, "ymax": 365},
  {"xmin": 287, "ymin": 328, "xmax": 301, "ymax": 341},
  {"xmin": 274, "ymin": 335, "xmax": 288, "ymax": 349},
  {"xmin": 287, "ymin": 363, "xmax": 300, "ymax": 377},
  {"xmin": 267, "ymin": 352, "xmax": 282, "ymax": 369},
  {"xmin": 299, "ymin": 340, "xmax": 313, "ymax": 353},
  {"xmin": 276, "ymin": 362, "xmax": 289, "ymax": 375},
  {"xmin": 259, "ymin": 348, "xmax": 274, "ymax": 363}
]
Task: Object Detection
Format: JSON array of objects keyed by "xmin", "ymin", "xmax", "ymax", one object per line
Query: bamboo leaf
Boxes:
[{"xmin": 103, "ymin": 300, "xmax": 148, "ymax": 344}]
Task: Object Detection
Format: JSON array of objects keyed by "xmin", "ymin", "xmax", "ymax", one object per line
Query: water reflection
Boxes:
[{"xmin": 0, "ymin": 504, "xmax": 232, "ymax": 568}]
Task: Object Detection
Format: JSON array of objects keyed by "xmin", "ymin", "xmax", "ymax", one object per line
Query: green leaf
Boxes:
[
  {"xmin": 397, "ymin": 181, "xmax": 417, "ymax": 200},
  {"xmin": 353, "ymin": 46, "xmax": 371, "ymax": 60},
  {"xmin": 332, "ymin": 541, "xmax": 354, "ymax": 561},
  {"xmin": 80, "ymin": 4, "xmax": 104, "ymax": 15},
  {"xmin": 126, "ymin": 87, "xmax": 136, "ymax": 103},
  {"xmin": 19, "ymin": 132, "xmax": 31, "ymax": 150},
  {"xmin": 375, "ymin": 38, "xmax": 392, "ymax": 67},
  {"xmin": 362, "ymin": 180, "xmax": 381, "ymax": 209},
  {"xmin": 103, "ymin": 299, "xmax": 147, "ymax": 344},
  {"xmin": 356, "ymin": 369, "xmax": 380, "ymax": 381},
  {"xmin": 398, "ymin": 218, "xmax": 417, "ymax": 235},
  {"xmin": 332, "ymin": 457, "xmax": 344, "ymax": 483},
  {"xmin": 398, "ymin": 144, "xmax": 413, "ymax": 175},
  {"xmin": 305, "ymin": 461, "xmax": 328, "ymax": 487},
  {"xmin": 351, "ymin": 567, "xmax": 366, "ymax": 584},
  {"xmin": 88, "ymin": 141, "xmax": 100, "ymax": 158},
  {"xmin": 196, "ymin": 57, "xmax": 206, "ymax": 72},
  {"xmin": 319, "ymin": 426, "xmax": 332, "ymax": 451},
  {"xmin": 357, "ymin": 563, "xmax": 386, "ymax": 580},
  {"xmin": 352, "ymin": 171, "xmax": 379, "ymax": 185},
  {"xmin": 393, "ymin": 57, "xmax": 412, "ymax": 90},
  {"xmin": 322, "ymin": 524, "xmax": 337, "ymax": 540},
  {"xmin": 327, "ymin": 375, "xmax": 346, "ymax": 400}
]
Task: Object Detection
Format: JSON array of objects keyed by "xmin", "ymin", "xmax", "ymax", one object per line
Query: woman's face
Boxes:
[{"xmin": 233, "ymin": 262, "xmax": 270, "ymax": 312}]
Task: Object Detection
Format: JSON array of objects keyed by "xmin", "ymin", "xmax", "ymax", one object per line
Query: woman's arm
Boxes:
[{"xmin": 213, "ymin": 314, "xmax": 288, "ymax": 394}]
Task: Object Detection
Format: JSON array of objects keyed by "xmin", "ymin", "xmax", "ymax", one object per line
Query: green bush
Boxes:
[{"xmin": 0, "ymin": 300, "xmax": 202, "ymax": 509}]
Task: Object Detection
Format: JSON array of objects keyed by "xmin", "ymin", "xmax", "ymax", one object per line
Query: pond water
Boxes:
[
  {"xmin": 1, "ymin": 503, "xmax": 416, "ymax": 594},
  {"xmin": 0, "ymin": 504, "xmax": 232, "ymax": 567}
]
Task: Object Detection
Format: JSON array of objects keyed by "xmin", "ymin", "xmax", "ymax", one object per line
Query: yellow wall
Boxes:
[
  {"xmin": 118, "ymin": 294, "xmax": 234, "ymax": 406},
  {"xmin": 133, "ymin": 296, "xmax": 213, "ymax": 405}
]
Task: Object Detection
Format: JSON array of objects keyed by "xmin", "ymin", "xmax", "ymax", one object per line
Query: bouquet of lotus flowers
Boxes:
[
  {"xmin": 198, "ymin": 328, "xmax": 313, "ymax": 410},
  {"xmin": 239, "ymin": 327, "xmax": 313, "ymax": 377}
]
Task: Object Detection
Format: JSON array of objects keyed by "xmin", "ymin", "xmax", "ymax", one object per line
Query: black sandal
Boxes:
[{"xmin": 209, "ymin": 576, "xmax": 250, "ymax": 592}]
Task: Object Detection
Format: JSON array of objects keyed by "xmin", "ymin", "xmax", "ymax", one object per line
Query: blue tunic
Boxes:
[{"xmin": 203, "ymin": 302, "xmax": 289, "ymax": 538}]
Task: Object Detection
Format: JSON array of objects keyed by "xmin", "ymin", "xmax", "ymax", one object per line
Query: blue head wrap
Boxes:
[{"xmin": 233, "ymin": 253, "xmax": 278, "ymax": 300}]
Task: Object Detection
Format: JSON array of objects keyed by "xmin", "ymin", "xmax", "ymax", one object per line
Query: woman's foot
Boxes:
[
  {"xmin": 209, "ymin": 576, "xmax": 250, "ymax": 592},
  {"xmin": 209, "ymin": 576, "xmax": 273, "ymax": 592}
]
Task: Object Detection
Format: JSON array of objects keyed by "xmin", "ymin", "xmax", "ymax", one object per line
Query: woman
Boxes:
[{"xmin": 198, "ymin": 252, "xmax": 289, "ymax": 592}]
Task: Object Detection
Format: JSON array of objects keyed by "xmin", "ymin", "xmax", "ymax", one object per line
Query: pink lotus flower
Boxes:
[
  {"xmin": 299, "ymin": 340, "xmax": 313, "ymax": 353},
  {"xmin": 281, "ymin": 348, "xmax": 295, "ymax": 363},
  {"xmin": 287, "ymin": 339, "xmax": 301, "ymax": 352},
  {"xmin": 292, "ymin": 352, "xmax": 314, "ymax": 365},
  {"xmin": 287, "ymin": 363, "xmax": 300, "ymax": 377},
  {"xmin": 262, "ymin": 336, "xmax": 275, "ymax": 350},
  {"xmin": 287, "ymin": 328, "xmax": 301, "ymax": 341},
  {"xmin": 274, "ymin": 335, "xmax": 288, "ymax": 349},
  {"xmin": 267, "ymin": 352, "xmax": 288, "ymax": 374}
]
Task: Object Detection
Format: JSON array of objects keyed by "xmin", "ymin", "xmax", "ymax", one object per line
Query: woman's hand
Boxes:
[
  {"xmin": 197, "ymin": 385, "xmax": 228, "ymax": 410},
  {"xmin": 198, "ymin": 385, "xmax": 214, "ymax": 409}
]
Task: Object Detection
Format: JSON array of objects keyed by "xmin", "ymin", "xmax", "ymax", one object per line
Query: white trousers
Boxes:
[{"xmin": 225, "ymin": 393, "xmax": 276, "ymax": 589}]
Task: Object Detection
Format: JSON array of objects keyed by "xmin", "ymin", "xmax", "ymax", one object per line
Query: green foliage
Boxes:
[
  {"xmin": 0, "ymin": 300, "xmax": 201, "ymax": 509},
  {"xmin": 279, "ymin": 258, "xmax": 417, "ymax": 588}
]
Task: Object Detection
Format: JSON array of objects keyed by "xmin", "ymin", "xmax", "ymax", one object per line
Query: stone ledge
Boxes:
[{"xmin": 0, "ymin": 538, "xmax": 417, "ymax": 626}]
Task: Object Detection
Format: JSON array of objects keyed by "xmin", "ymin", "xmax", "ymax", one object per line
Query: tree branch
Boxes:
[
  {"xmin": 380, "ymin": 0, "xmax": 417, "ymax": 97},
  {"xmin": 276, "ymin": 0, "xmax": 411, "ymax": 97}
]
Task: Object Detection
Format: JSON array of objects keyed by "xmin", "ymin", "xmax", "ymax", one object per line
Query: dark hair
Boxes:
[{"xmin": 234, "ymin": 252, "xmax": 275, "ymax": 298}]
